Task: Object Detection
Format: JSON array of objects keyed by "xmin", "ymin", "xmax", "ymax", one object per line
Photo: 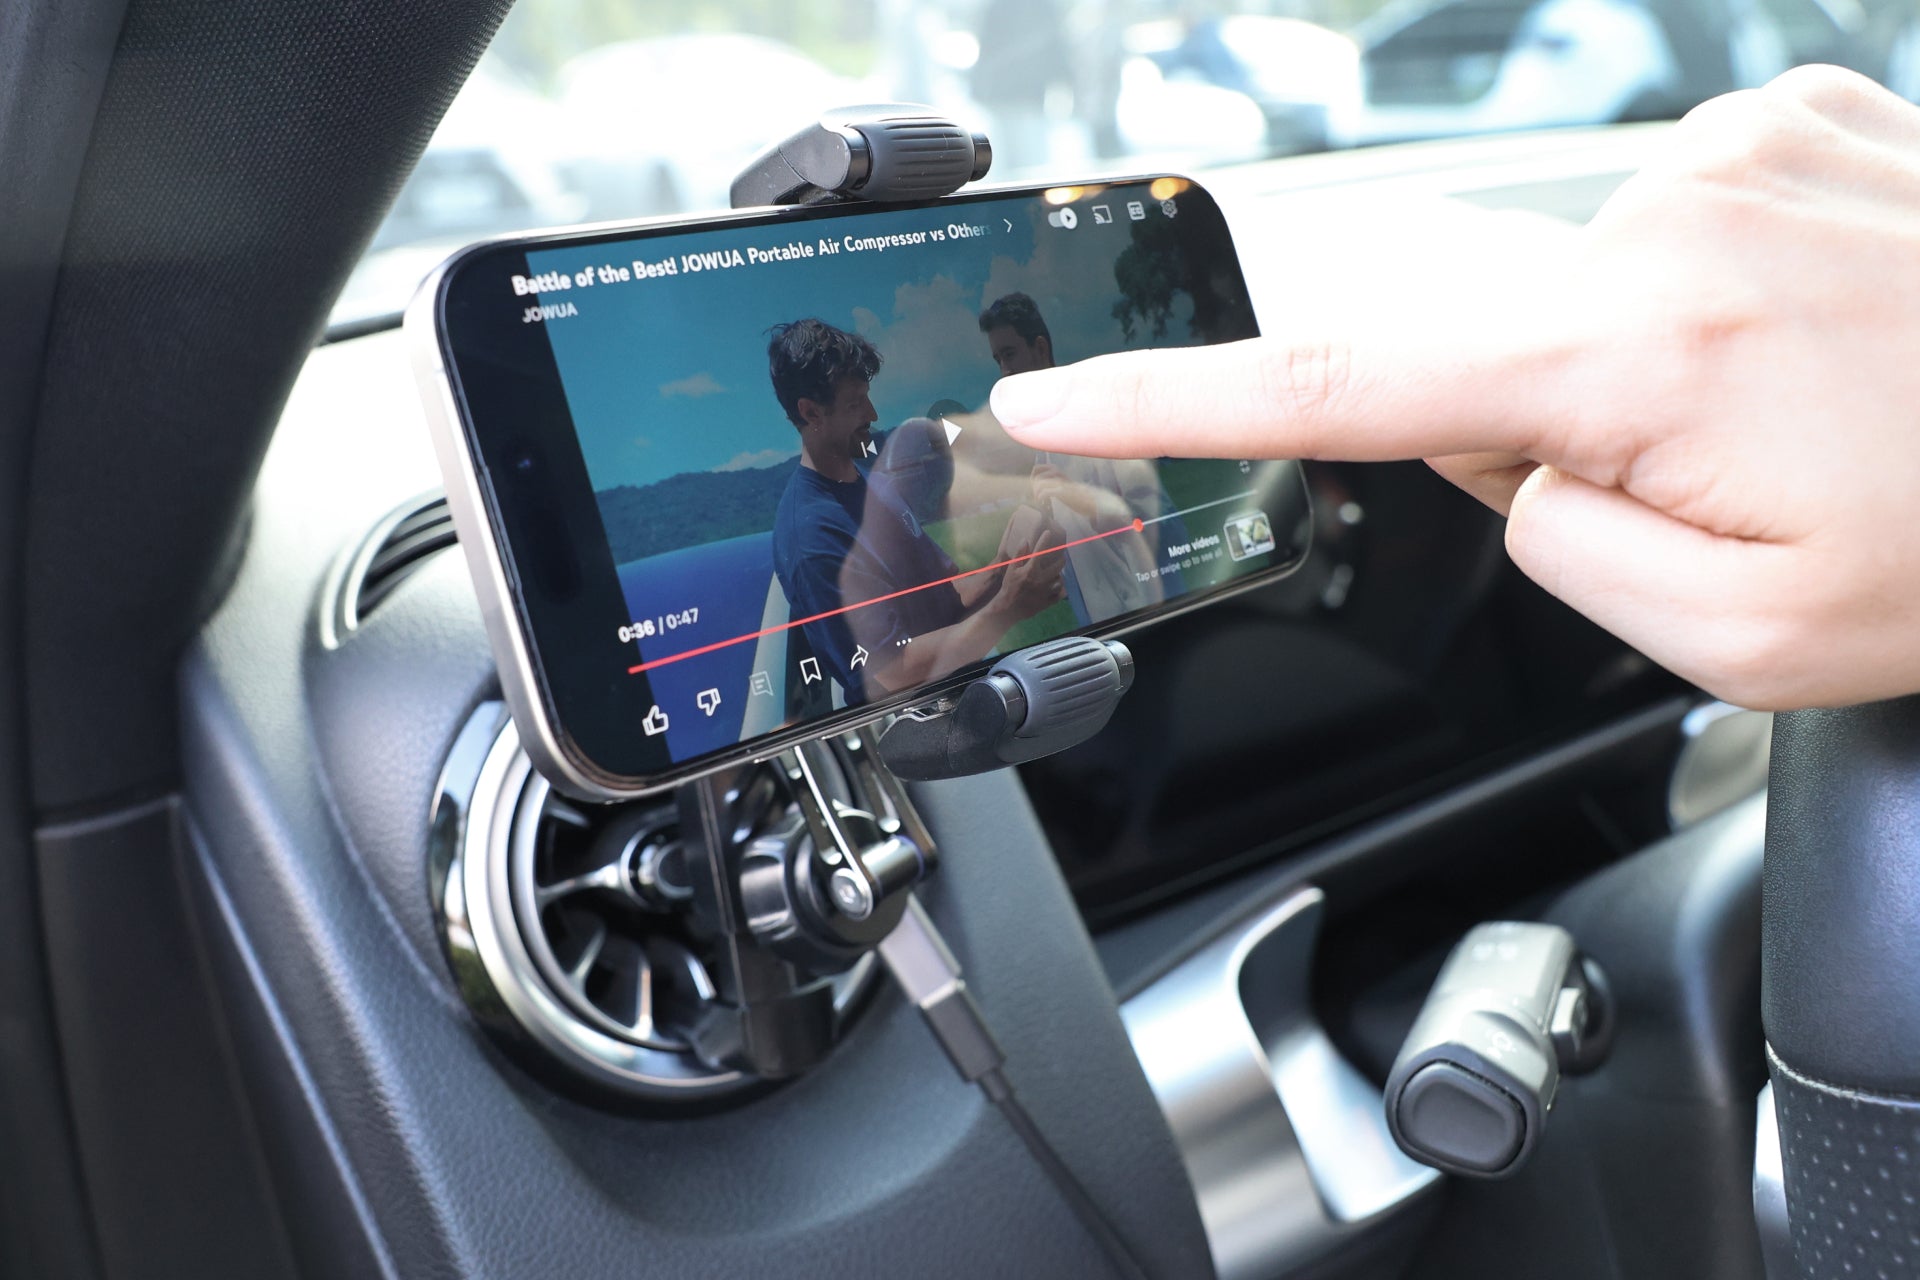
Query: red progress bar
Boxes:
[{"xmin": 627, "ymin": 518, "xmax": 1146, "ymax": 675}]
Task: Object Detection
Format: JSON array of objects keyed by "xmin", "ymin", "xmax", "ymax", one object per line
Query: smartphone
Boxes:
[{"xmin": 409, "ymin": 176, "xmax": 1311, "ymax": 800}]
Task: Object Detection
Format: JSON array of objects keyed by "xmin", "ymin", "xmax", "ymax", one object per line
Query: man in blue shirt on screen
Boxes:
[
  {"xmin": 767, "ymin": 318, "xmax": 1065, "ymax": 705},
  {"xmin": 978, "ymin": 293, "xmax": 1183, "ymax": 623}
]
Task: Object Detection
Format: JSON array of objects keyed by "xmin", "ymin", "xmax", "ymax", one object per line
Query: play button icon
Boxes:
[{"xmin": 942, "ymin": 418, "xmax": 962, "ymax": 445}]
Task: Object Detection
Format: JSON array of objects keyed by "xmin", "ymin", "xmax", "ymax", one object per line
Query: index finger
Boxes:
[{"xmin": 988, "ymin": 312, "xmax": 1589, "ymax": 465}]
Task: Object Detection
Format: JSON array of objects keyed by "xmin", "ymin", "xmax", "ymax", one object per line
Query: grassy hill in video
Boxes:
[{"xmin": 595, "ymin": 456, "xmax": 800, "ymax": 565}]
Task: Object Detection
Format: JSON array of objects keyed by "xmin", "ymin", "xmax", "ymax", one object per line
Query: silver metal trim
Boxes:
[
  {"xmin": 1121, "ymin": 886, "xmax": 1438, "ymax": 1280},
  {"xmin": 1754, "ymin": 1082, "xmax": 1794, "ymax": 1280},
  {"xmin": 1670, "ymin": 702, "xmax": 1772, "ymax": 830},
  {"xmin": 432, "ymin": 710, "xmax": 874, "ymax": 1101},
  {"xmin": 406, "ymin": 280, "xmax": 627, "ymax": 800}
]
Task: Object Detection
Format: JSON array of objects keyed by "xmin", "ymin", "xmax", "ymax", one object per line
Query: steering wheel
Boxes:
[{"xmin": 1765, "ymin": 697, "xmax": 1920, "ymax": 1279}]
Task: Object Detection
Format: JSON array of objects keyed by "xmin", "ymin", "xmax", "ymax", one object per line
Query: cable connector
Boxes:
[
  {"xmin": 879, "ymin": 896, "xmax": 1005, "ymax": 1082},
  {"xmin": 878, "ymin": 895, "xmax": 1152, "ymax": 1280}
]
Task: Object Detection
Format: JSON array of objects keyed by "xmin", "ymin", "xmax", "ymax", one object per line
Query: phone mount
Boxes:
[
  {"xmin": 673, "ymin": 636, "xmax": 1135, "ymax": 1082},
  {"xmin": 729, "ymin": 103, "xmax": 993, "ymax": 209},
  {"xmin": 684, "ymin": 111, "xmax": 1135, "ymax": 1078},
  {"xmin": 878, "ymin": 636, "xmax": 1135, "ymax": 780}
]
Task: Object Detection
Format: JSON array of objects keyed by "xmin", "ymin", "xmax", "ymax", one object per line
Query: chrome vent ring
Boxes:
[{"xmin": 433, "ymin": 706, "xmax": 876, "ymax": 1105}]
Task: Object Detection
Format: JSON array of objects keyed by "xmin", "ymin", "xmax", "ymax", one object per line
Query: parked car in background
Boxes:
[
  {"xmin": 1329, "ymin": 0, "xmax": 1875, "ymax": 148},
  {"xmin": 1112, "ymin": 50, "xmax": 1274, "ymax": 167},
  {"xmin": 1330, "ymin": 0, "xmax": 1686, "ymax": 146},
  {"xmin": 1133, "ymin": 14, "xmax": 1361, "ymax": 155}
]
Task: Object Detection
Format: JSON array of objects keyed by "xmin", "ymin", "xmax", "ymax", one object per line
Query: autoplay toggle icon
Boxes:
[{"xmin": 1046, "ymin": 207, "xmax": 1078, "ymax": 230}]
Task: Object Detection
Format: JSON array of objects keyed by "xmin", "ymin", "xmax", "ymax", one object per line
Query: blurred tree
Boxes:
[{"xmin": 1111, "ymin": 210, "xmax": 1257, "ymax": 345}]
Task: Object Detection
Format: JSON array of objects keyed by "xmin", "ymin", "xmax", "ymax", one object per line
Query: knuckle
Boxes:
[
  {"xmin": 1696, "ymin": 613, "xmax": 1805, "ymax": 710},
  {"xmin": 1254, "ymin": 339, "xmax": 1353, "ymax": 431},
  {"xmin": 1673, "ymin": 91, "xmax": 1800, "ymax": 180},
  {"xmin": 1765, "ymin": 63, "xmax": 1879, "ymax": 116},
  {"xmin": 1674, "ymin": 88, "xmax": 1763, "ymax": 139}
]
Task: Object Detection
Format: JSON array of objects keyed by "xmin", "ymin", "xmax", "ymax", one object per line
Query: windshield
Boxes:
[{"xmin": 333, "ymin": 0, "xmax": 1919, "ymax": 328}]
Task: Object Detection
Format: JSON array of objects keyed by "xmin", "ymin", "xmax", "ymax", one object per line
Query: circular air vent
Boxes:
[
  {"xmin": 323, "ymin": 491, "xmax": 457, "ymax": 645},
  {"xmin": 508, "ymin": 787, "xmax": 714, "ymax": 1052},
  {"xmin": 433, "ymin": 707, "xmax": 876, "ymax": 1104}
]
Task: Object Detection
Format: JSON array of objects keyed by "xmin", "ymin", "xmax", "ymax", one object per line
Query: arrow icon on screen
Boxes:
[
  {"xmin": 942, "ymin": 418, "xmax": 962, "ymax": 445},
  {"xmin": 1003, "ymin": 218, "xmax": 1013, "ymax": 232}
]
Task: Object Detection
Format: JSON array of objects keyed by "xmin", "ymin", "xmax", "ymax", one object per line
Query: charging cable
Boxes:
[{"xmin": 879, "ymin": 898, "xmax": 1153, "ymax": 1280}]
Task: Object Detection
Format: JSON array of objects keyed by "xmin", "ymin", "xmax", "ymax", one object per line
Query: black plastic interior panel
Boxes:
[
  {"xmin": 0, "ymin": 0, "xmax": 137, "ymax": 1273},
  {"xmin": 1096, "ymin": 694, "xmax": 1690, "ymax": 1001},
  {"xmin": 21, "ymin": 0, "xmax": 511, "ymax": 815},
  {"xmin": 36, "ymin": 799, "xmax": 298, "ymax": 1280}
]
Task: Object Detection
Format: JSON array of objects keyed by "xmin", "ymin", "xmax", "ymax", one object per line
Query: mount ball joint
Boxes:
[
  {"xmin": 730, "ymin": 103, "xmax": 993, "ymax": 209},
  {"xmin": 878, "ymin": 637, "xmax": 1137, "ymax": 782}
]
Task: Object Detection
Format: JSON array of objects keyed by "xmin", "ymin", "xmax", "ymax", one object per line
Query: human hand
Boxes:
[
  {"xmin": 990, "ymin": 67, "xmax": 1920, "ymax": 712},
  {"xmin": 993, "ymin": 532, "xmax": 1069, "ymax": 622},
  {"xmin": 1030, "ymin": 463, "xmax": 1095, "ymax": 517}
]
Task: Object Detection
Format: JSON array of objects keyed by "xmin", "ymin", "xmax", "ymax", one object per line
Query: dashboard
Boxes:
[{"xmin": 126, "ymin": 123, "xmax": 1767, "ymax": 1280}]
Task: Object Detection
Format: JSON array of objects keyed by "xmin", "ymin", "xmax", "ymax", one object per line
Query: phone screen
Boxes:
[{"xmin": 429, "ymin": 177, "xmax": 1310, "ymax": 792}]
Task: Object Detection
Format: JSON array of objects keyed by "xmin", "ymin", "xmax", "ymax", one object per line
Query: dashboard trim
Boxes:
[{"xmin": 1121, "ymin": 884, "xmax": 1438, "ymax": 1280}]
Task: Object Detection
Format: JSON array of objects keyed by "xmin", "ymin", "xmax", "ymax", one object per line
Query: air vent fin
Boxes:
[
  {"xmin": 327, "ymin": 492, "xmax": 458, "ymax": 644},
  {"xmin": 356, "ymin": 495, "xmax": 455, "ymax": 620}
]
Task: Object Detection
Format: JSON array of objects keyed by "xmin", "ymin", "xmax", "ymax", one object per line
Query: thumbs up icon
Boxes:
[{"xmin": 642, "ymin": 705, "xmax": 670, "ymax": 736}]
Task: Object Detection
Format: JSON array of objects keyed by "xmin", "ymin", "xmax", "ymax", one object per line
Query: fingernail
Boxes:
[{"xmin": 991, "ymin": 367, "xmax": 1071, "ymax": 429}]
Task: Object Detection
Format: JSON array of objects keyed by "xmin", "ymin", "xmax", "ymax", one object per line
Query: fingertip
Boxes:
[{"xmin": 990, "ymin": 367, "xmax": 1072, "ymax": 435}]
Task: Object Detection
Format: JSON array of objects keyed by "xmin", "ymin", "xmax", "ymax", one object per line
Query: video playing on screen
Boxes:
[{"xmin": 509, "ymin": 181, "xmax": 1305, "ymax": 767}]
